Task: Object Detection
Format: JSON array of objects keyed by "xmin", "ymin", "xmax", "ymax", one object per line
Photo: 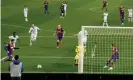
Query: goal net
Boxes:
[{"xmin": 78, "ymin": 26, "xmax": 133, "ymax": 74}]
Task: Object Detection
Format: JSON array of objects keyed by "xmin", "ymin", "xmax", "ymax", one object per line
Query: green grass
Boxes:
[{"xmin": 1, "ymin": 0, "xmax": 133, "ymax": 74}]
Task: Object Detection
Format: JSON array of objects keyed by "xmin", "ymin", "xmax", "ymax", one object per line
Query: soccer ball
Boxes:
[{"xmin": 37, "ymin": 64, "xmax": 42, "ymax": 69}]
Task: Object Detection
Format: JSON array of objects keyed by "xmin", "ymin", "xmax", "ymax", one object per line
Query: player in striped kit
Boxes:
[
  {"xmin": 1, "ymin": 39, "xmax": 19, "ymax": 62},
  {"xmin": 104, "ymin": 44, "xmax": 119, "ymax": 70},
  {"xmin": 29, "ymin": 24, "xmax": 41, "ymax": 46}
]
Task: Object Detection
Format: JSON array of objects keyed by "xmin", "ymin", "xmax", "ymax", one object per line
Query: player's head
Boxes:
[
  {"xmin": 57, "ymin": 24, "xmax": 61, "ymax": 29},
  {"xmin": 10, "ymin": 39, "xmax": 14, "ymax": 44},
  {"xmin": 31, "ymin": 24, "xmax": 35, "ymax": 27},
  {"xmin": 112, "ymin": 44, "xmax": 115, "ymax": 48},
  {"xmin": 15, "ymin": 55, "xmax": 19, "ymax": 60},
  {"xmin": 13, "ymin": 32, "xmax": 16, "ymax": 36},
  {"xmin": 63, "ymin": 1, "xmax": 66, "ymax": 4},
  {"xmin": 120, "ymin": 4, "xmax": 124, "ymax": 8}
]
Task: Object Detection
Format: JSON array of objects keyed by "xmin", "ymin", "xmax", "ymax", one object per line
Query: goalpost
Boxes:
[{"xmin": 78, "ymin": 26, "xmax": 133, "ymax": 74}]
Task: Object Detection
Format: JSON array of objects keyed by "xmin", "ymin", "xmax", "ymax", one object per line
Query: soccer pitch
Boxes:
[{"xmin": 1, "ymin": 0, "xmax": 133, "ymax": 74}]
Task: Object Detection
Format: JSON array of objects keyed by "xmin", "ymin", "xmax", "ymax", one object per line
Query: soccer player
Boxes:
[
  {"xmin": 24, "ymin": 5, "xmax": 28, "ymax": 22},
  {"xmin": 29, "ymin": 24, "xmax": 41, "ymax": 46},
  {"xmin": 78, "ymin": 30, "xmax": 88, "ymax": 47},
  {"xmin": 119, "ymin": 4, "xmax": 125, "ymax": 25},
  {"xmin": 1, "ymin": 39, "xmax": 19, "ymax": 62},
  {"xmin": 54, "ymin": 24, "xmax": 65, "ymax": 48},
  {"xmin": 104, "ymin": 44, "xmax": 119, "ymax": 70},
  {"xmin": 74, "ymin": 45, "xmax": 86, "ymax": 66},
  {"xmin": 60, "ymin": 3, "xmax": 65, "ymax": 18},
  {"xmin": 44, "ymin": 0, "xmax": 49, "ymax": 15},
  {"xmin": 128, "ymin": 8, "xmax": 133, "ymax": 22},
  {"xmin": 102, "ymin": 0, "xmax": 108, "ymax": 11},
  {"xmin": 63, "ymin": 1, "xmax": 67, "ymax": 16},
  {"xmin": 9, "ymin": 32, "xmax": 20, "ymax": 47},
  {"xmin": 103, "ymin": 10, "xmax": 109, "ymax": 27}
]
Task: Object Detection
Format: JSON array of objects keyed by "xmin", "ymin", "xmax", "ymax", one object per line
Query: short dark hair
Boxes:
[
  {"xmin": 15, "ymin": 55, "xmax": 19, "ymax": 60},
  {"xmin": 13, "ymin": 32, "xmax": 16, "ymax": 35},
  {"xmin": 112, "ymin": 44, "xmax": 115, "ymax": 47}
]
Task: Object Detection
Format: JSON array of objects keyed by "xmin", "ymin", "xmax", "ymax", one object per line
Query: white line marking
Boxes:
[{"xmin": 1, "ymin": 24, "xmax": 75, "ymax": 35}]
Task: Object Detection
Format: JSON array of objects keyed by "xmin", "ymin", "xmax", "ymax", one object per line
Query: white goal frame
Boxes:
[{"xmin": 78, "ymin": 26, "xmax": 133, "ymax": 73}]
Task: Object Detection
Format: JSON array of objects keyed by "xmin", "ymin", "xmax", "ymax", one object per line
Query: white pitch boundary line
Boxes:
[{"xmin": 1, "ymin": 24, "xmax": 75, "ymax": 35}]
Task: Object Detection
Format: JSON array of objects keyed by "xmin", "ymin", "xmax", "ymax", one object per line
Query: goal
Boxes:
[{"xmin": 78, "ymin": 26, "xmax": 133, "ymax": 74}]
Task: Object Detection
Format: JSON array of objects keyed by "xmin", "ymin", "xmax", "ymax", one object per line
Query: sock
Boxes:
[
  {"xmin": 121, "ymin": 19, "xmax": 124, "ymax": 23},
  {"xmin": 106, "ymin": 23, "xmax": 108, "ymax": 27},
  {"xmin": 25, "ymin": 18, "xmax": 28, "ymax": 21},
  {"xmin": 103, "ymin": 23, "xmax": 105, "ymax": 26},
  {"xmin": 30, "ymin": 40, "xmax": 32, "ymax": 45},
  {"xmin": 109, "ymin": 62, "xmax": 113, "ymax": 67},
  {"xmin": 106, "ymin": 61, "xmax": 110, "ymax": 66},
  {"xmin": 57, "ymin": 42, "xmax": 59, "ymax": 46},
  {"xmin": 59, "ymin": 41, "xmax": 62, "ymax": 45}
]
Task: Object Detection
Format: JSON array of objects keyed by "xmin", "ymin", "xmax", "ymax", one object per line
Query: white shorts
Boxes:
[
  {"xmin": 104, "ymin": 19, "xmax": 107, "ymax": 22},
  {"xmin": 129, "ymin": 15, "xmax": 132, "ymax": 18},
  {"xmin": 31, "ymin": 34, "xmax": 37, "ymax": 41},
  {"xmin": 75, "ymin": 55, "xmax": 79, "ymax": 60},
  {"xmin": 24, "ymin": 13, "xmax": 28, "ymax": 17}
]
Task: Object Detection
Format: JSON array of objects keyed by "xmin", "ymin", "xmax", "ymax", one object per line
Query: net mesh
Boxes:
[{"xmin": 81, "ymin": 26, "xmax": 133, "ymax": 74}]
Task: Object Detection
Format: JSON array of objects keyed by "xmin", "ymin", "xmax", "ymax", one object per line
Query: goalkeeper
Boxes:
[{"xmin": 74, "ymin": 45, "xmax": 86, "ymax": 66}]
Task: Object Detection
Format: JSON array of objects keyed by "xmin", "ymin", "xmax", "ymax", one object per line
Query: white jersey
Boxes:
[
  {"xmin": 24, "ymin": 8, "xmax": 28, "ymax": 14},
  {"xmin": 103, "ymin": 12, "xmax": 108, "ymax": 20},
  {"xmin": 29, "ymin": 26, "xmax": 40, "ymax": 34},
  {"xmin": 63, "ymin": 4, "xmax": 67, "ymax": 10},
  {"xmin": 9, "ymin": 35, "xmax": 19, "ymax": 43},
  {"xmin": 128, "ymin": 8, "xmax": 133, "ymax": 17}
]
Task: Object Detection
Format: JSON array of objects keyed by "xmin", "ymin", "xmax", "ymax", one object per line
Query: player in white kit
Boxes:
[
  {"xmin": 63, "ymin": 1, "xmax": 67, "ymax": 16},
  {"xmin": 128, "ymin": 8, "xmax": 133, "ymax": 22},
  {"xmin": 24, "ymin": 5, "xmax": 28, "ymax": 22},
  {"xmin": 9, "ymin": 32, "xmax": 20, "ymax": 47},
  {"xmin": 78, "ymin": 30, "xmax": 88, "ymax": 47},
  {"xmin": 103, "ymin": 11, "xmax": 108, "ymax": 27},
  {"xmin": 29, "ymin": 24, "xmax": 41, "ymax": 46}
]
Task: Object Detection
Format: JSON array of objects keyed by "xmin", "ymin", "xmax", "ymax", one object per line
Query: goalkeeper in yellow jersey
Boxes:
[{"xmin": 74, "ymin": 45, "xmax": 86, "ymax": 66}]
